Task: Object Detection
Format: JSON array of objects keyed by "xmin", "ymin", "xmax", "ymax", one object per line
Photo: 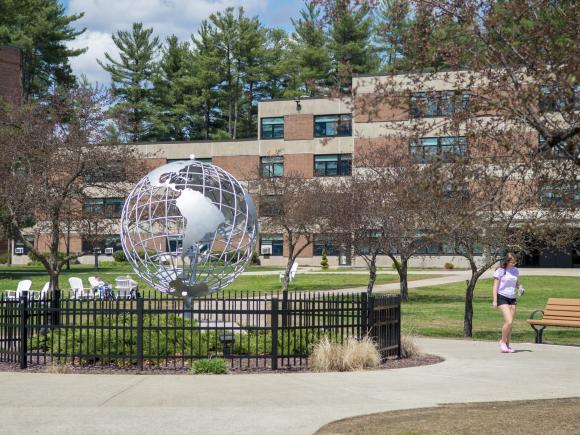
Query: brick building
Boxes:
[{"xmin": 10, "ymin": 70, "xmax": 579, "ymax": 268}]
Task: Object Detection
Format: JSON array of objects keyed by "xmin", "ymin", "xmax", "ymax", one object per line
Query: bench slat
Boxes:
[
  {"xmin": 547, "ymin": 298, "xmax": 580, "ymax": 307},
  {"xmin": 546, "ymin": 305, "xmax": 580, "ymax": 313},
  {"xmin": 544, "ymin": 310, "xmax": 580, "ymax": 318},
  {"xmin": 528, "ymin": 319, "xmax": 580, "ymax": 327},
  {"xmin": 543, "ymin": 315, "xmax": 580, "ymax": 322}
]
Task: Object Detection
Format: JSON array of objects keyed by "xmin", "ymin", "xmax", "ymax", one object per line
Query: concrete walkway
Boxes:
[{"xmin": 1, "ymin": 338, "xmax": 579, "ymax": 435}]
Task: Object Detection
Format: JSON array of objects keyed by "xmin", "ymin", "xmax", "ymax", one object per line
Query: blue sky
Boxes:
[{"xmin": 59, "ymin": 0, "xmax": 305, "ymax": 85}]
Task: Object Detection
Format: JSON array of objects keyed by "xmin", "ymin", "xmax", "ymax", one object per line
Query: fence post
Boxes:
[
  {"xmin": 396, "ymin": 296, "xmax": 401, "ymax": 358},
  {"xmin": 368, "ymin": 294, "xmax": 375, "ymax": 338},
  {"xmin": 281, "ymin": 290, "xmax": 288, "ymax": 328},
  {"xmin": 360, "ymin": 292, "xmax": 368, "ymax": 337},
  {"xmin": 19, "ymin": 295, "xmax": 28, "ymax": 369},
  {"xmin": 50, "ymin": 288, "xmax": 60, "ymax": 327},
  {"xmin": 271, "ymin": 298, "xmax": 279, "ymax": 370},
  {"xmin": 136, "ymin": 296, "xmax": 144, "ymax": 371}
]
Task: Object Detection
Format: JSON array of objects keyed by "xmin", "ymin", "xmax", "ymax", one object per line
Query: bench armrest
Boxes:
[{"xmin": 529, "ymin": 309, "xmax": 544, "ymax": 321}]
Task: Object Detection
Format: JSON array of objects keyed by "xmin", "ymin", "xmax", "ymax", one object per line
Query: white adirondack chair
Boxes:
[
  {"xmin": 114, "ymin": 277, "xmax": 138, "ymax": 299},
  {"xmin": 279, "ymin": 262, "xmax": 299, "ymax": 282},
  {"xmin": 69, "ymin": 277, "xmax": 94, "ymax": 299},
  {"xmin": 5, "ymin": 280, "xmax": 32, "ymax": 300},
  {"xmin": 30, "ymin": 282, "xmax": 50, "ymax": 301}
]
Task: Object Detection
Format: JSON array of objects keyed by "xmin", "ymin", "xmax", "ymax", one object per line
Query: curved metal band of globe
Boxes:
[{"xmin": 120, "ymin": 160, "xmax": 258, "ymax": 295}]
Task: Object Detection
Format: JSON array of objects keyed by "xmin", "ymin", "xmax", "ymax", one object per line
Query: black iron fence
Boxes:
[{"xmin": 0, "ymin": 291, "xmax": 400, "ymax": 371}]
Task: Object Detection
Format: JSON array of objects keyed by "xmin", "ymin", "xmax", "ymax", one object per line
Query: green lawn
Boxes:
[
  {"xmin": 0, "ymin": 263, "xmax": 434, "ymax": 296},
  {"xmin": 394, "ymin": 276, "xmax": 580, "ymax": 345}
]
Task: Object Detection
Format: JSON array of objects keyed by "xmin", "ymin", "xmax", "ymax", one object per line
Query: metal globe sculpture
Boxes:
[{"xmin": 120, "ymin": 158, "xmax": 258, "ymax": 296}]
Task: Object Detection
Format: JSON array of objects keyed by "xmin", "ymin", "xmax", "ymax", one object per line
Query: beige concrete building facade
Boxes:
[{"xmin": 11, "ymin": 71, "xmax": 579, "ymax": 268}]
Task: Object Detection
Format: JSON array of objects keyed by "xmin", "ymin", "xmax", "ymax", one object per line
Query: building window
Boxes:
[
  {"xmin": 260, "ymin": 156, "xmax": 284, "ymax": 178},
  {"xmin": 261, "ymin": 117, "xmax": 284, "ymax": 139},
  {"xmin": 540, "ymin": 182, "xmax": 580, "ymax": 208},
  {"xmin": 539, "ymin": 85, "xmax": 580, "ymax": 112},
  {"xmin": 260, "ymin": 235, "xmax": 283, "ymax": 256},
  {"xmin": 314, "ymin": 154, "xmax": 352, "ymax": 177},
  {"xmin": 259, "ymin": 195, "xmax": 283, "ymax": 217},
  {"xmin": 83, "ymin": 198, "xmax": 125, "ymax": 218},
  {"xmin": 538, "ymin": 134, "xmax": 570, "ymax": 160},
  {"xmin": 314, "ymin": 114, "xmax": 352, "ymax": 137},
  {"xmin": 410, "ymin": 137, "xmax": 467, "ymax": 163},
  {"xmin": 82, "ymin": 235, "xmax": 122, "ymax": 254},
  {"xmin": 410, "ymin": 91, "xmax": 470, "ymax": 118},
  {"xmin": 314, "ymin": 236, "xmax": 338, "ymax": 256},
  {"xmin": 14, "ymin": 236, "xmax": 34, "ymax": 255}
]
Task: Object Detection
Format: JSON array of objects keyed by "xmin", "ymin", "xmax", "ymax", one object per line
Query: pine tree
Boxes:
[
  {"xmin": 150, "ymin": 35, "xmax": 193, "ymax": 140},
  {"xmin": 373, "ymin": 0, "xmax": 411, "ymax": 71},
  {"xmin": 328, "ymin": 1, "xmax": 380, "ymax": 93},
  {"xmin": 98, "ymin": 22, "xmax": 161, "ymax": 142},
  {"xmin": 0, "ymin": 0, "xmax": 86, "ymax": 99},
  {"xmin": 291, "ymin": 2, "xmax": 331, "ymax": 96}
]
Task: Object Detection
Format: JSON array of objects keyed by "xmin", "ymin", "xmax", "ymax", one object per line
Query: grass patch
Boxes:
[
  {"xmin": 0, "ymin": 263, "xmax": 436, "ymax": 297},
  {"xmin": 394, "ymin": 276, "xmax": 580, "ymax": 345}
]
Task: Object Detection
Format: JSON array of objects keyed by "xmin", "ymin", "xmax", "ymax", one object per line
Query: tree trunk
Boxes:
[
  {"xmin": 389, "ymin": 254, "xmax": 409, "ymax": 301},
  {"xmin": 464, "ymin": 277, "xmax": 476, "ymax": 337},
  {"xmin": 366, "ymin": 253, "xmax": 377, "ymax": 295}
]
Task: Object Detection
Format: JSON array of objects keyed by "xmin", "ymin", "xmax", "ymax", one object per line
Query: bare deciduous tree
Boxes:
[{"xmin": 0, "ymin": 87, "xmax": 144, "ymax": 295}]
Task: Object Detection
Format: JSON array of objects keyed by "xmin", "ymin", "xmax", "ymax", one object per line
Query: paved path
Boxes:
[{"xmin": 1, "ymin": 338, "xmax": 579, "ymax": 435}]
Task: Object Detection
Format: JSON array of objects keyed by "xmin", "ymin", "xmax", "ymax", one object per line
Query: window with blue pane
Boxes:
[
  {"xmin": 314, "ymin": 114, "xmax": 352, "ymax": 137},
  {"xmin": 314, "ymin": 154, "xmax": 352, "ymax": 177},
  {"xmin": 538, "ymin": 134, "xmax": 570, "ymax": 160},
  {"xmin": 82, "ymin": 235, "xmax": 122, "ymax": 253},
  {"xmin": 410, "ymin": 137, "xmax": 467, "ymax": 163},
  {"xmin": 314, "ymin": 236, "xmax": 338, "ymax": 256},
  {"xmin": 410, "ymin": 91, "xmax": 470, "ymax": 118},
  {"xmin": 83, "ymin": 198, "xmax": 125, "ymax": 218},
  {"xmin": 260, "ymin": 156, "xmax": 284, "ymax": 178},
  {"xmin": 540, "ymin": 182, "xmax": 580, "ymax": 208},
  {"xmin": 260, "ymin": 235, "xmax": 283, "ymax": 256},
  {"xmin": 261, "ymin": 117, "xmax": 284, "ymax": 139},
  {"xmin": 14, "ymin": 236, "xmax": 34, "ymax": 255}
]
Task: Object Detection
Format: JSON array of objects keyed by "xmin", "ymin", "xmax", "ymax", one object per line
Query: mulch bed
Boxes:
[{"xmin": 0, "ymin": 353, "xmax": 443, "ymax": 375}]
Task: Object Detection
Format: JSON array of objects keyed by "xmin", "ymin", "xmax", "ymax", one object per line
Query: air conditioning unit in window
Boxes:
[
  {"xmin": 260, "ymin": 245, "xmax": 272, "ymax": 255},
  {"xmin": 15, "ymin": 247, "xmax": 24, "ymax": 255},
  {"xmin": 104, "ymin": 247, "xmax": 114, "ymax": 255}
]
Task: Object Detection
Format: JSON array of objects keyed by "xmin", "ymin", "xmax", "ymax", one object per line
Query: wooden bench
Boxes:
[{"xmin": 527, "ymin": 298, "xmax": 580, "ymax": 343}]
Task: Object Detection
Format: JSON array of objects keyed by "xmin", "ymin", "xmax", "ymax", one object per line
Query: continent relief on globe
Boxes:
[
  {"xmin": 147, "ymin": 161, "xmax": 226, "ymax": 254},
  {"xmin": 175, "ymin": 189, "xmax": 225, "ymax": 254}
]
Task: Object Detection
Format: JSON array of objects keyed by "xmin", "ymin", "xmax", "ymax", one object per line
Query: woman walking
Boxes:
[{"xmin": 492, "ymin": 253, "xmax": 520, "ymax": 353}]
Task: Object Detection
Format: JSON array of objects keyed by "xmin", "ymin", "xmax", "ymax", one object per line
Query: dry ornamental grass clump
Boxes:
[
  {"xmin": 400, "ymin": 334, "xmax": 421, "ymax": 359},
  {"xmin": 310, "ymin": 336, "xmax": 381, "ymax": 372}
]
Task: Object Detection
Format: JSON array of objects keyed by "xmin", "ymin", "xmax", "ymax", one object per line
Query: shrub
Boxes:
[
  {"xmin": 444, "ymin": 262, "xmax": 455, "ymax": 270},
  {"xmin": 192, "ymin": 358, "xmax": 227, "ymax": 374},
  {"xmin": 400, "ymin": 334, "xmax": 421, "ymax": 359},
  {"xmin": 320, "ymin": 248, "xmax": 329, "ymax": 270},
  {"xmin": 0, "ymin": 253, "xmax": 8, "ymax": 264},
  {"xmin": 310, "ymin": 336, "xmax": 380, "ymax": 372},
  {"xmin": 113, "ymin": 250, "xmax": 127, "ymax": 262}
]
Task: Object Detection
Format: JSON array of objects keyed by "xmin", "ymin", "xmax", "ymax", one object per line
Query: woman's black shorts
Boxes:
[{"xmin": 498, "ymin": 294, "xmax": 517, "ymax": 306}]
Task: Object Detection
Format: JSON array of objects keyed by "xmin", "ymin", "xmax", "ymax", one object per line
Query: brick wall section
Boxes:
[
  {"xmin": 355, "ymin": 138, "xmax": 409, "ymax": 162},
  {"xmin": 283, "ymin": 235, "xmax": 313, "ymax": 258},
  {"xmin": 212, "ymin": 155, "xmax": 260, "ymax": 180},
  {"xmin": 0, "ymin": 46, "xmax": 22, "ymax": 104},
  {"xmin": 283, "ymin": 153, "xmax": 314, "ymax": 178},
  {"xmin": 354, "ymin": 94, "xmax": 408, "ymax": 122},
  {"xmin": 284, "ymin": 114, "xmax": 314, "ymax": 140},
  {"xmin": 36, "ymin": 234, "xmax": 82, "ymax": 254}
]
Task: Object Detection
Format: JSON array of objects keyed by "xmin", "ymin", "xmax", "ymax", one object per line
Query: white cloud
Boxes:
[{"xmin": 66, "ymin": 0, "xmax": 269, "ymax": 86}]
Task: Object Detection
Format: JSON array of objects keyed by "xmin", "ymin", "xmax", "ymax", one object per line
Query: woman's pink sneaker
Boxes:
[
  {"xmin": 499, "ymin": 342, "xmax": 509, "ymax": 353},
  {"xmin": 506, "ymin": 345, "xmax": 515, "ymax": 353}
]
